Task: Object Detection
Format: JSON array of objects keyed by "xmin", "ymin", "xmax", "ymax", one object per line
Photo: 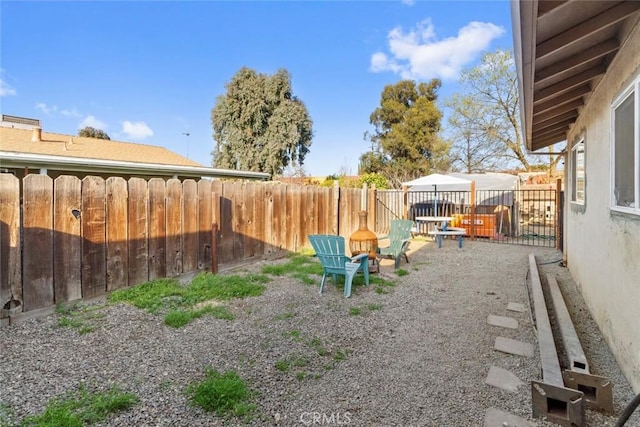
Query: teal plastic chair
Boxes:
[
  {"xmin": 308, "ymin": 235, "xmax": 370, "ymax": 298},
  {"xmin": 377, "ymin": 219, "xmax": 414, "ymax": 269}
]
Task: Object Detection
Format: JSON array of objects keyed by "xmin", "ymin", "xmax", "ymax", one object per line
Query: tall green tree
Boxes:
[
  {"xmin": 447, "ymin": 49, "xmax": 556, "ymax": 171},
  {"xmin": 361, "ymin": 79, "xmax": 450, "ymax": 188},
  {"xmin": 78, "ymin": 126, "xmax": 110, "ymax": 140},
  {"xmin": 211, "ymin": 67, "xmax": 313, "ymax": 177}
]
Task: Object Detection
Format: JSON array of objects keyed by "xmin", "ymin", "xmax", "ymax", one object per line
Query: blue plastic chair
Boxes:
[
  {"xmin": 377, "ymin": 219, "xmax": 414, "ymax": 269},
  {"xmin": 308, "ymin": 235, "xmax": 370, "ymax": 298}
]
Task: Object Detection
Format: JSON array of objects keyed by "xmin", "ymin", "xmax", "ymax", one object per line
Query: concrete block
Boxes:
[
  {"xmin": 487, "ymin": 314, "xmax": 519, "ymax": 329},
  {"xmin": 494, "ymin": 336, "xmax": 534, "ymax": 358},
  {"xmin": 484, "ymin": 407, "xmax": 535, "ymax": 427},
  {"xmin": 507, "ymin": 302, "xmax": 526, "ymax": 312},
  {"xmin": 485, "ymin": 366, "xmax": 524, "ymax": 392}
]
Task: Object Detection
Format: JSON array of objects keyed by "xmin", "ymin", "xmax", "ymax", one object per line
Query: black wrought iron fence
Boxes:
[{"xmin": 374, "ymin": 188, "xmax": 559, "ymax": 247}]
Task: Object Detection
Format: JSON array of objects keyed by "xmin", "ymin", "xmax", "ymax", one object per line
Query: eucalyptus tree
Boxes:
[
  {"xmin": 362, "ymin": 79, "xmax": 450, "ymax": 188},
  {"xmin": 211, "ymin": 67, "xmax": 313, "ymax": 177}
]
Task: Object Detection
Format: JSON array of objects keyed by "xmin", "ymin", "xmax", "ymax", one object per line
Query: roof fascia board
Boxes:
[
  {"xmin": 511, "ymin": 0, "xmax": 538, "ymax": 152},
  {"xmin": 0, "ymin": 152, "xmax": 270, "ymax": 180}
]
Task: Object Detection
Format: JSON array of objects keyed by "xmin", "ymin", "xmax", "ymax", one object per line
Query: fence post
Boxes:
[
  {"xmin": 402, "ymin": 185, "xmax": 408, "ymax": 219},
  {"xmin": 368, "ymin": 184, "xmax": 376, "ymax": 231},
  {"xmin": 555, "ymin": 178, "xmax": 562, "ymax": 251},
  {"xmin": 470, "ymin": 181, "xmax": 476, "ymax": 240},
  {"xmin": 211, "ymin": 223, "xmax": 219, "ymax": 274},
  {"xmin": 332, "ymin": 181, "xmax": 340, "ymax": 235}
]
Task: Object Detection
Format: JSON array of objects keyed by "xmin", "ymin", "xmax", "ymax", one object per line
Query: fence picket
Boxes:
[
  {"xmin": 128, "ymin": 178, "xmax": 149, "ymax": 286},
  {"xmin": 106, "ymin": 177, "xmax": 129, "ymax": 291},
  {"xmin": 197, "ymin": 180, "xmax": 212, "ymax": 270},
  {"xmin": 54, "ymin": 175, "xmax": 82, "ymax": 302},
  {"xmin": 148, "ymin": 178, "xmax": 166, "ymax": 280},
  {"xmin": 0, "ymin": 174, "xmax": 22, "ymax": 315},
  {"xmin": 81, "ymin": 176, "xmax": 107, "ymax": 299},
  {"xmin": 23, "ymin": 175, "xmax": 55, "ymax": 310},
  {"xmin": 166, "ymin": 179, "xmax": 183, "ymax": 277},
  {"xmin": 183, "ymin": 179, "xmax": 198, "ymax": 272}
]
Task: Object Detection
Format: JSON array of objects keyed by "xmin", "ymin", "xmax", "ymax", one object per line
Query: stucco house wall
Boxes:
[{"xmin": 564, "ymin": 23, "xmax": 640, "ymax": 392}]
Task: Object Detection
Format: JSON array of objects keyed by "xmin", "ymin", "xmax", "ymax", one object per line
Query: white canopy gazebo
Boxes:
[{"xmin": 402, "ymin": 173, "xmax": 474, "ymax": 213}]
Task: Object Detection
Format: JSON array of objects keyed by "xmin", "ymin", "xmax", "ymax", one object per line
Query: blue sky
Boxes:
[{"xmin": 0, "ymin": 1, "xmax": 513, "ymax": 177}]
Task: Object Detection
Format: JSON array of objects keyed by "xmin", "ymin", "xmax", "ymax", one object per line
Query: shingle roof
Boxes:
[{"xmin": 0, "ymin": 126, "xmax": 204, "ymax": 167}]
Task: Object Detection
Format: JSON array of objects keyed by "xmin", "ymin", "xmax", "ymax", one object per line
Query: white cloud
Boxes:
[
  {"xmin": 121, "ymin": 121, "xmax": 154, "ymax": 139},
  {"xmin": 370, "ymin": 19, "xmax": 505, "ymax": 80},
  {"xmin": 35, "ymin": 102, "xmax": 58, "ymax": 115},
  {"xmin": 61, "ymin": 108, "xmax": 82, "ymax": 118},
  {"xmin": 79, "ymin": 115, "xmax": 107, "ymax": 130},
  {"xmin": 401, "ymin": 0, "xmax": 415, "ymax": 6},
  {"xmin": 0, "ymin": 79, "xmax": 16, "ymax": 97}
]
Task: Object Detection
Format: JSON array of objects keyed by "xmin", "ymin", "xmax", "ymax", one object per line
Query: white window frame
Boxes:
[
  {"xmin": 570, "ymin": 139, "xmax": 585, "ymax": 205},
  {"xmin": 611, "ymin": 75, "xmax": 640, "ymax": 215}
]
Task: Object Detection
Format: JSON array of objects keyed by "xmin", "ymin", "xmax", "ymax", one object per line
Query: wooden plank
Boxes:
[
  {"xmin": 166, "ymin": 179, "xmax": 183, "ymax": 277},
  {"xmin": 197, "ymin": 179, "xmax": 212, "ymax": 270},
  {"xmin": 272, "ymin": 184, "xmax": 285, "ymax": 252},
  {"xmin": 22, "ymin": 175, "xmax": 54, "ymax": 311},
  {"xmin": 81, "ymin": 176, "xmax": 107, "ymax": 299},
  {"xmin": 536, "ymin": 2, "xmax": 640, "ymax": 60},
  {"xmin": 106, "ymin": 177, "xmax": 128, "ymax": 291},
  {"xmin": 253, "ymin": 183, "xmax": 265, "ymax": 257},
  {"xmin": 263, "ymin": 184, "xmax": 274, "ymax": 255},
  {"xmin": 218, "ymin": 181, "xmax": 235, "ymax": 264},
  {"xmin": 0, "ymin": 174, "xmax": 22, "ymax": 315},
  {"xmin": 303, "ymin": 186, "xmax": 315, "ymax": 247},
  {"xmin": 232, "ymin": 182, "xmax": 245, "ymax": 260},
  {"xmin": 128, "ymin": 178, "xmax": 148, "ymax": 286},
  {"xmin": 290, "ymin": 185, "xmax": 301, "ymax": 251},
  {"xmin": 243, "ymin": 183, "xmax": 256, "ymax": 258},
  {"xmin": 182, "ymin": 179, "xmax": 198, "ymax": 273},
  {"xmin": 53, "ymin": 175, "xmax": 82, "ymax": 303},
  {"xmin": 212, "ymin": 191, "xmax": 221, "ymax": 272},
  {"xmin": 148, "ymin": 178, "xmax": 166, "ymax": 280},
  {"xmin": 331, "ymin": 182, "xmax": 339, "ymax": 234}
]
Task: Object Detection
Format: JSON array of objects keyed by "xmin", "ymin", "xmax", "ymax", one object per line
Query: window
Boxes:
[
  {"xmin": 570, "ymin": 139, "xmax": 585, "ymax": 204},
  {"xmin": 611, "ymin": 76, "xmax": 640, "ymax": 214}
]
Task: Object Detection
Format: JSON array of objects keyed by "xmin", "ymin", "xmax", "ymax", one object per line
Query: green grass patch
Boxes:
[
  {"xmin": 284, "ymin": 329, "xmax": 302, "ymax": 341},
  {"xmin": 367, "ymin": 303, "xmax": 382, "ymax": 311},
  {"xmin": 18, "ymin": 384, "xmax": 137, "ymax": 427},
  {"xmin": 56, "ymin": 303, "xmax": 106, "ymax": 335},
  {"xmin": 186, "ymin": 369, "xmax": 255, "ymax": 419},
  {"xmin": 274, "ymin": 312, "xmax": 295, "ymax": 320},
  {"xmin": 108, "ymin": 272, "xmax": 266, "ymax": 327},
  {"xmin": 308, "ymin": 337, "xmax": 328, "ymax": 356},
  {"xmin": 349, "ymin": 307, "xmax": 362, "ymax": 316},
  {"xmin": 275, "ymin": 356, "xmax": 308, "ymax": 373},
  {"xmin": 164, "ymin": 305, "xmax": 234, "ymax": 328},
  {"xmin": 261, "ymin": 254, "xmax": 323, "ymax": 285},
  {"xmin": 333, "ymin": 349, "xmax": 350, "ymax": 362},
  {"xmin": 395, "ymin": 269, "xmax": 409, "ymax": 276}
]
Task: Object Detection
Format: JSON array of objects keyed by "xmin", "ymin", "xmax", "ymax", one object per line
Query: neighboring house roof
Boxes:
[
  {"xmin": 0, "ymin": 125, "xmax": 270, "ymax": 180},
  {"xmin": 511, "ymin": 0, "xmax": 640, "ymax": 152},
  {"xmin": 1, "ymin": 126, "xmax": 202, "ymax": 167}
]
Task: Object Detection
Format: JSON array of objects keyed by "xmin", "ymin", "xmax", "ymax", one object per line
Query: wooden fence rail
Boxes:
[{"xmin": 1, "ymin": 174, "xmax": 367, "ymax": 319}]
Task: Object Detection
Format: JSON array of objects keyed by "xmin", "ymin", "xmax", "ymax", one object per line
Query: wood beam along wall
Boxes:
[{"xmin": 0, "ymin": 174, "xmax": 358, "ymax": 317}]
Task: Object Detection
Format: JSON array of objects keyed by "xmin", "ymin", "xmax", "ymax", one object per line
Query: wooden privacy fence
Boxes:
[{"xmin": 0, "ymin": 174, "xmax": 368, "ymax": 319}]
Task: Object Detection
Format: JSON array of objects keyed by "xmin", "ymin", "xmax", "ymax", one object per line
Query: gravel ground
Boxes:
[{"xmin": 0, "ymin": 240, "xmax": 638, "ymax": 427}]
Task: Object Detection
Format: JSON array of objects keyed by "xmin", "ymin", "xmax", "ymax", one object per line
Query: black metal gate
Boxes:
[{"xmin": 374, "ymin": 188, "xmax": 560, "ymax": 247}]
